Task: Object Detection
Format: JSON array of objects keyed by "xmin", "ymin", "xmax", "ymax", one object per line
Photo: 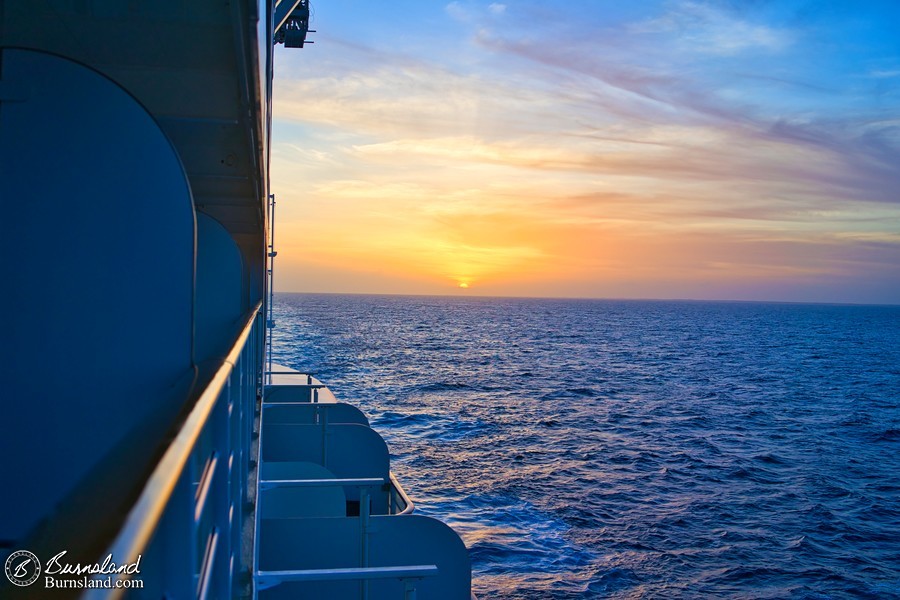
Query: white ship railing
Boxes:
[
  {"xmin": 389, "ymin": 472, "xmax": 415, "ymax": 516},
  {"xmin": 256, "ymin": 565, "xmax": 439, "ymax": 599},
  {"xmin": 258, "ymin": 475, "xmax": 413, "ymax": 516},
  {"xmin": 251, "ymin": 367, "xmax": 475, "ymax": 599},
  {"xmin": 254, "ymin": 476, "xmax": 436, "ymax": 597},
  {"xmin": 257, "ymin": 565, "xmax": 438, "ymax": 583},
  {"xmin": 86, "ymin": 302, "xmax": 265, "ymax": 599}
]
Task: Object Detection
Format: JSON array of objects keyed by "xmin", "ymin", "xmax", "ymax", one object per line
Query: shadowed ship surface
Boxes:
[{"xmin": 0, "ymin": 2, "xmax": 473, "ymax": 598}]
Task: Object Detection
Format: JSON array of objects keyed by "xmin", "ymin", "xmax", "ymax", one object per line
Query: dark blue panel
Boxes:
[
  {"xmin": 195, "ymin": 212, "xmax": 244, "ymax": 364},
  {"xmin": 0, "ymin": 49, "xmax": 195, "ymax": 542}
]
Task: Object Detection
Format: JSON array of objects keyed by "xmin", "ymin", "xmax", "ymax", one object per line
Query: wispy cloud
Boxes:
[
  {"xmin": 629, "ymin": 1, "xmax": 792, "ymax": 56},
  {"xmin": 271, "ymin": 0, "xmax": 900, "ymax": 302},
  {"xmin": 444, "ymin": 1, "xmax": 470, "ymax": 22},
  {"xmin": 869, "ymin": 69, "xmax": 900, "ymax": 79}
]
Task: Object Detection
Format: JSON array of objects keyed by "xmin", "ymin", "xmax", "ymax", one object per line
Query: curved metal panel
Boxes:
[
  {"xmin": 196, "ymin": 212, "xmax": 245, "ymax": 364},
  {"xmin": 0, "ymin": 48, "xmax": 195, "ymax": 545}
]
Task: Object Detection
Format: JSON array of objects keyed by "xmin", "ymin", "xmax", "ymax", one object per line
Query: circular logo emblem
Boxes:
[{"xmin": 5, "ymin": 550, "xmax": 41, "ymax": 587}]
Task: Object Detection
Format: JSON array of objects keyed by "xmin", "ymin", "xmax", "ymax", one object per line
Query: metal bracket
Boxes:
[{"xmin": 274, "ymin": 0, "xmax": 316, "ymax": 48}]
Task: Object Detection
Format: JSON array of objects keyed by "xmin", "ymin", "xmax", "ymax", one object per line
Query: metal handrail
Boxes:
[
  {"xmin": 263, "ymin": 383, "xmax": 329, "ymax": 389},
  {"xmin": 259, "ymin": 477, "xmax": 386, "ymax": 490},
  {"xmin": 256, "ymin": 564, "xmax": 439, "ymax": 584},
  {"xmin": 258, "ymin": 475, "xmax": 414, "ymax": 515},
  {"xmin": 264, "ymin": 370, "xmax": 317, "ymax": 375},
  {"xmin": 390, "ymin": 472, "xmax": 415, "ymax": 516},
  {"xmin": 96, "ymin": 301, "xmax": 263, "ymax": 572}
]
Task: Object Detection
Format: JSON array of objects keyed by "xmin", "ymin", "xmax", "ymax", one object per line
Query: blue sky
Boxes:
[{"xmin": 270, "ymin": 1, "xmax": 900, "ymax": 303}]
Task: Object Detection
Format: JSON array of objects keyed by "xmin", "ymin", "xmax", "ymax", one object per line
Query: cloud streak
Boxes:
[{"xmin": 270, "ymin": 0, "xmax": 900, "ymax": 303}]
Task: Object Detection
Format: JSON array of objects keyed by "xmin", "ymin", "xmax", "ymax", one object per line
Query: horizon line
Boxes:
[{"xmin": 272, "ymin": 289, "xmax": 900, "ymax": 308}]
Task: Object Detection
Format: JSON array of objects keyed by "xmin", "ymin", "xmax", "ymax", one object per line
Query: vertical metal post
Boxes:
[
  {"xmin": 320, "ymin": 422, "xmax": 327, "ymax": 467},
  {"xmin": 265, "ymin": 194, "xmax": 277, "ymax": 386},
  {"xmin": 360, "ymin": 487, "xmax": 370, "ymax": 600},
  {"xmin": 403, "ymin": 580, "xmax": 417, "ymax": 600}
]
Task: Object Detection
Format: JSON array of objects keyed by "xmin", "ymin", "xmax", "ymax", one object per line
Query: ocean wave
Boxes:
[{"xmin": 274, "ymin": 294, "xmax": 900, "ymax": 599}]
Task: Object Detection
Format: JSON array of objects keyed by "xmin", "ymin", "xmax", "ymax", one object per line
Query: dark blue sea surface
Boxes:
[{"xmin": 270, "ymin": 293, "xmax": 900, "ymax": 599}]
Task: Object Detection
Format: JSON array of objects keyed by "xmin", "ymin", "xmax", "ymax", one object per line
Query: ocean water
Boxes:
[{"xmin": 270, "ymin": 293, "xmax": 900, "ymax": 599}]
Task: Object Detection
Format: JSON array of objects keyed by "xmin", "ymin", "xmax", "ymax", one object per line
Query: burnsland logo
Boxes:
[
  {"xmin": 4, "ymin": 550, "xmax": 144, "ymax": 590},
  {"xmin": 5, "ymin": 550, "xmax": 41, "ymax": 587},
  {"xmin": 44, "ymin": 551, "xmax": 142, "ymax": 577}
]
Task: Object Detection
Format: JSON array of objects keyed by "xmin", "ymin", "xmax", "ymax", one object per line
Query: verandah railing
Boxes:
[{"xmin": 85, "ymin": 302, "xmax": 265, "ymax": 599}]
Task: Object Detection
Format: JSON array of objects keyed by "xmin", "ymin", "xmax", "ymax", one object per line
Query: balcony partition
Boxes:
[{"xmin": 84, "ymin": 304, "xmax": 265, "ymax": 599}]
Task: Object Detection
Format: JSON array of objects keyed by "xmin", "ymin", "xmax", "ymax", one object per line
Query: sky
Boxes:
[{"xmin": 270, "ymin": 0, "xmax": 900, "ymax": 304}]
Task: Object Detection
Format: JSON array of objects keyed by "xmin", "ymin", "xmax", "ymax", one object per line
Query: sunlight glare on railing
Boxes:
[{"xmin": 85, "ymin": 303, "xmax": 264, "ymax": 599}]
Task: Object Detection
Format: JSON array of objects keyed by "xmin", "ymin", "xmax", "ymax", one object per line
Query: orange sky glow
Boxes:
[{"xmin": 270, "ymin": 1, "xmax": 900, "ymax": 304}]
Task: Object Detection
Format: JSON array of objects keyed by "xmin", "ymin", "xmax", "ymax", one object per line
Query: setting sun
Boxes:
[{"xmin": 270, "ymin": 1, "xmax": 900, "ymax": 305}]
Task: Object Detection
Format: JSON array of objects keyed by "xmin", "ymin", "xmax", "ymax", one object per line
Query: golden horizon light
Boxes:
[{"xmin": 269, "ymin": 2, "xmax": 900, "ymax": 305}]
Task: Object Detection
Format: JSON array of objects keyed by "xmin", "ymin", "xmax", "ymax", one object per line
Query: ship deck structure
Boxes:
[{"xmin": 0, "ymin": 1, "xmax": 474, "ymax": 598}]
